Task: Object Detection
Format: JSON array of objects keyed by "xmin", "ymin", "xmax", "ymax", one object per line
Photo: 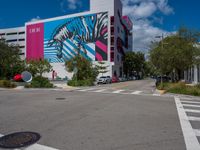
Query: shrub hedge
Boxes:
[
  {"xmin": 67, "ymin": 79, "xmax": 94, "ymax": 87},
  {"xmin": 25, "ymin": 76, "xmax": 53, "ymax": 88},
  {"xmin": 157, "ymin": 82, "xmax": 200, "ymax": 96},
  {"xmin": 0, "ymin": 80, "xmax": 16, "ymax": 88}
]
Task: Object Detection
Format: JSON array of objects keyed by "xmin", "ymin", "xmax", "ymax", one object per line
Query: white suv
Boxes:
[{"xmin": 97, "ymin": 76, "xmax": 112, "ymax": 84}]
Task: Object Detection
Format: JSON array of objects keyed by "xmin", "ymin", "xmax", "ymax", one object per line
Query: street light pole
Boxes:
[{"xmin": 155, "ymin": 33, "xmax": 164, "ymax": 87}]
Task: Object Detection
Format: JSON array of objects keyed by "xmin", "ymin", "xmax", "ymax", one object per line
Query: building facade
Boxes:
[
  {"xmin": 0, "ymin": 0, "xmax": 133, "ymax": 79},
  {"xmin": 0, "ymin": 27, "xmax": 25, "ymax": 59},
  {"xmin": 184, "ymin": 65, "xmax": 200, "ymax": 84}
]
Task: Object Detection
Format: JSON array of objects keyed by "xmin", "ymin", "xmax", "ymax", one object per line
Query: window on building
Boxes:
[
  {"xmin": 111, "ymin": 52, "xmax": 114, "ymax": 62},
  {"xmin": 117, "ymin": 27, "xmax": 120, "ymax": 33},
  {"xmin": 19, "ymin": 52, "xmax": 25, "ymax": 55},
  {"xmin": 111, "ymin": 47, "xmax": 114, "ymax": 51},
  {"xmin": 111, "ymin": 16, "xmax": 114, "ymax": 25},
  {"xmin": 19, "ymin": 32, "xmax": 25, "ymax": 34},
  {"xmin": 6, "ymin": 32, "xmax": 17, "ymax": 35},
  {"xmin": 19, "ymin": 46, "xmax": 25, "ymax": 48},
  {"xmin": 6, "ymin": 39, "xmax": 17, "ymax": 42},
  {"xmin": 111, "ymin": 37, "xmax": 114, "ymax": 46},
  {"xmin": 0, "ymin": 33, "xmax": 5, "ymax": 36},
  {"xmin": 19, "ymin": 39, "xmax": 25, "ymax": 41},
  {"xmin": 111, "ymin": 27, "xmax": 114, "ymax": 35}
]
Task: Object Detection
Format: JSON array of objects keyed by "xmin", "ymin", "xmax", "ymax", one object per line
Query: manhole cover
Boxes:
[
  {"xmin": 0, "ymin": 132, "xmax": 41, "ymax": 149},
  {"xmin": 56, "ymin": 98, "xmax": 66, "ymax": 100}
]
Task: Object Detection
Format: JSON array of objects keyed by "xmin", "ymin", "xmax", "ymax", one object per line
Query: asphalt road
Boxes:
[
  {"xmin": 96, "ymin": 78, "xmax": 156, "ymax": 94},
  {"xmin": 0, "ymin": 82, "xmax": 186, "ymax": 150}
]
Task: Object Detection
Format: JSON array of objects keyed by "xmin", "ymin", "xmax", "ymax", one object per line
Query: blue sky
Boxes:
[{"xmin": 0, "ymin": 0, "xmax": 199, "ymax": 50}]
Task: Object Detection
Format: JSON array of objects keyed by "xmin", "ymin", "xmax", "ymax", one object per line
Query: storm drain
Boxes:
[
  {"xmin": 56, "ymin": 98, "xmax": 66, "ymax": 100},
  {"xmin": 0, "ymin": 132, "xmax": 41, "ymax": 149}
]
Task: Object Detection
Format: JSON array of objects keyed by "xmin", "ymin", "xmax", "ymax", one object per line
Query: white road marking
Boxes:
[
  {"xmin": 94, "ymin": 89, "xmax": 107, "ymax": 93},
  {"xmin": 112, "ymin": 90, "xmax": 125, "ymax": 94},
  {"xmin": 153, "ymin": 94, "xmax": 161, "ymax": 96},
  {"xmin": 183, "ymin": 104, "xmax": 200, "ymax": 108},
  {"xmin": 78, "ymin": 88, "xmax": 96, "ymax": 92},
  {"xmin": 185, "ymin": 109, "xmax": 200, "ymax": 113},
  {"xmin": 188, "ymin": 116, "xmax": 200, "ymax": 121},
  {"xmin": 131, "ymin": 91, "xmax": 142, "ymax": 95},
  {"xmin": 194, "ymin": 129, "xmax": 200, "ymax": 137},
  {"xmin": 0, "ymin": 133, "xmax": 58, "ymax": 150},
  {"xmin": 175, "ymin": 97, "xmax": 200, "ymax": 150},
  {"xmin": 182, "ymin": 101, "xmax": 200, "ymax": 104}
]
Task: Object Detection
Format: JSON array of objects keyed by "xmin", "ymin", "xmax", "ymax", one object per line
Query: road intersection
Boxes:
[{"xmin": 0, "ymin": 79, "xmax": 199, "ymax": 149}]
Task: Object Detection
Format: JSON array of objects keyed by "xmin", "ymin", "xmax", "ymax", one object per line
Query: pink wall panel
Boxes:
[{"xmin": 26, "ymin": 23, "xmax": 44, "ymax": 61}]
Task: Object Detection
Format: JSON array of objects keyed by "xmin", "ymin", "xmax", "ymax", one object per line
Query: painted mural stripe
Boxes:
[
  {"xmin": 65, "ymin": 40, "xmax": 94, "ymax": 61},
  {"xmin": 62, "ymin": 47, "xmax": 73, "ymax": 59},
  {"xmin": 185, "ymin": 109, "xmax": 200, "ymax": 113},
  {"xmin": 84, "ymin": 44, "xmax": 95, "ymax": 55},
  {"xmin": 131, "ymin": 91, "xmax": 142, "ymax": 95},
  {"xmin": 63, "ymin": 42, "xmax": 76, "ymax": 56},
  {"xmin": 175, "ymin": 97, "xmax": 200, "ymax": 150},
  {"xmin": 112, "ymin": 90, "xmax": 125, "ymax": 94},
  {"xmin": 183, "ymin": 104, "xmax": 200, "ymax": 108},
  {"xmin": 181, "ymin": 101, "xmax": 200, "ymax": 104},
  {"xmin": 62, "ymin": 52, "xmax": 71, "ymax": 60},
  {"xmin": 96, "ymin": 52, "xmax": 103, "ymax": 61},
  {"xmin": 95, "ymin": 44, "xmax": 107, "ymax": 61},
  {"xmin": 96, "ymin": 40, "xmax": 107, "ymax": 53},
  {"xmin": 188, "ymin": 116, "xmax": 200, "ymax": 121}
]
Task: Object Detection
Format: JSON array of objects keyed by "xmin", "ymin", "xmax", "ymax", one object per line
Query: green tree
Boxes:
[
  {"xmin": 65, "ymin": 55, "xmax": 98, "ymax": 83},
  {"xmin": 149, "ymin": 27, "xmax": 200, "ymax": 80},
  {"xmin": 123, "ymin": 51, "xmax": 145, "ymax": 77},
  {"xmin": 27, "ymin": 59, "xmax": 53, "ymax": 77},
  {"xmin": 0, "ymin": 40, "xmax": 25, "ymax": 79}
]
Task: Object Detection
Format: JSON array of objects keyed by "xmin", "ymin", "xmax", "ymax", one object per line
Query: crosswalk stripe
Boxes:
[
  {"xmin": 183, "ymin": 104, "xmax": 200, "ymax": 108},
  {"xmin": 112, "ymin": 90, "xmax": 125, "ymax": 94},
  {"xmin": 131, "ymin": 91, "xmax": 142, "ymax": 95},
  {"xmin": 182, "ymin": 101, "xmax": 200, "ymax": 104},
  {"xmin": 175, "ymin": 97, "xmax": 200, "ymax": 150},
  {"xmin": 188, "ymin": 116, "xmax": 200, "ymax": 121},
  {"xmin": 78, "ymin": 88, "xmax": 96, "ymax": 92},
  {"xmin": 194, "ymin": 129, "xmax": 200, "ymax": 137},
  {"xmin": 94, "ymin": 89, "xmax": 107, "ymax": 92},
  {"xmin": 185, "ymin": 109, "xmax": 200, "ymax": 113},
  {"xmin": 153, "ymin": 94, "xmax": 161, "ymax": 96}
]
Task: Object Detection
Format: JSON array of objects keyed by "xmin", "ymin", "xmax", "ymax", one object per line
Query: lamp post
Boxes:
[{"xmin": 155, "ymin": 33, "xmax": 164, "ymax": 87}]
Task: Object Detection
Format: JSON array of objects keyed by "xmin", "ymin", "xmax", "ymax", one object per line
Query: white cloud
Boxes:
[
  {"xmin": 60, "ymin": 0, "xmax": 82, "ymax": 12},
  {"xmin": 121, "ymin": 0, "xmax": 175, "ymax": 52},
  {"xmin": 30, "ymin": 16, "xmax": 41, "ymax": 22}
]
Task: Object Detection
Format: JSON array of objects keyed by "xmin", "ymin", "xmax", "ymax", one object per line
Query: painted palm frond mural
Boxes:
[{"xmin": 44, "ymin": 12, "xmax": 108, "ymax": 63}]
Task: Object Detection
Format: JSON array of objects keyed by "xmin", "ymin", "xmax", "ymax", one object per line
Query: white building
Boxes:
[
  {"xmin": 0, "ymin": 27, "xmax": 25, "ymax": 59},
  {"xmin": 0, "ymin": 0, "xmax": 133, "ymax": 79},
  {"xmin": 184, "ymin": 65, "xmax": 200, "ymax": 84}
]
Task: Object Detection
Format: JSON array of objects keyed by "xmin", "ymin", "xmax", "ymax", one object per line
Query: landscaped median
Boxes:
[
  {"xmin": 157, "ymin": 82, "xmax": 200, "ymax": 96},
  {"xmin": 0, "ymin": 80, "xmax": 17, "ymax": 88}
]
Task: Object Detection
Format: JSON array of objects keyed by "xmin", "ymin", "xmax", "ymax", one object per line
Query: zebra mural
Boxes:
[{"xmin": 44, "ymin": 12, "xmax": 108, "ymax": 63}]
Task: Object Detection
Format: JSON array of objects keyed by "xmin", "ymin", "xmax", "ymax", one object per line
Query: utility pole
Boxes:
[{"xmin": 155, "ymin": 33, "xmax": 164, "ymax": 87}]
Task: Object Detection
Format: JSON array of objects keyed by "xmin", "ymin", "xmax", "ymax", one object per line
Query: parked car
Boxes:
[
  {"xmin": 112, "ymin": 76, "xmax": 119, "ymax": 83},
  {"xmin": 97, "ymin": 76, "xmax": 112, "ymax": 84},
  {"xmin": 118, "ymin": 77, "xmax": 126, "ymax": 82},
  {"xmin": 155, "ymin": 76, "xmax": 171, "ymax": 86}
]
